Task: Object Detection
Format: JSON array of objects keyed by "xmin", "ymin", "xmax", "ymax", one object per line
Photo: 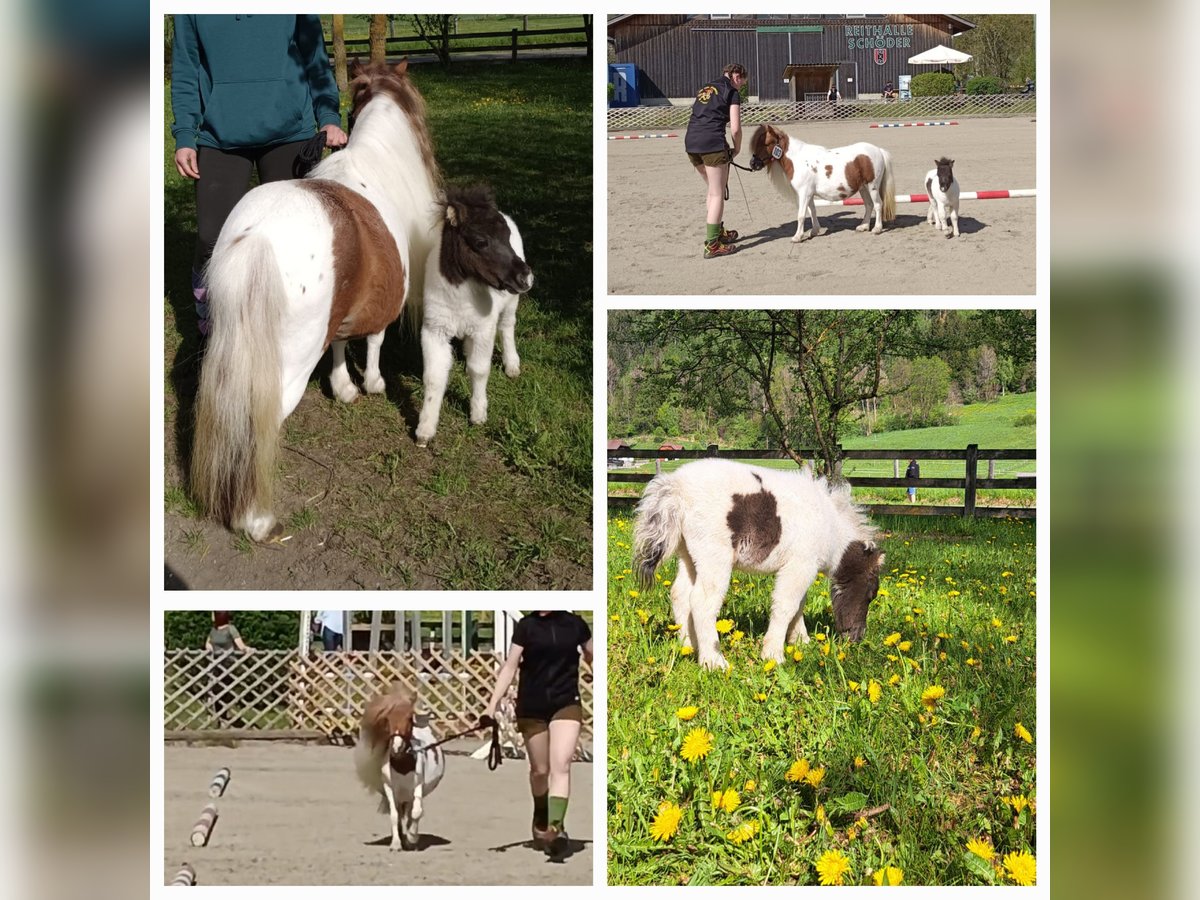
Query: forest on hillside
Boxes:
[{"xmin": 608, "ymin": 310, "xmax": 1035, "ymax": 465}]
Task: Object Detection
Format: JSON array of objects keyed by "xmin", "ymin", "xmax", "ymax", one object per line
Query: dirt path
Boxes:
[
  {"xmin": 163, "ymin": 742, "xmax": 592, "ymax": 885},
  {"xmin": 607, "ymin": 117, "xmax": 1036, "ymax": 295}
]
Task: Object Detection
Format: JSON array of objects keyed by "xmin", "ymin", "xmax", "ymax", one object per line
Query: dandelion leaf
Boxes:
[
  {"xmin": 827, "ymin": 792, "xmax": 869, "ymax": 815},
  {"xmin": 961, "ymin": 851, "xmax": 996, "ymax": 883}
]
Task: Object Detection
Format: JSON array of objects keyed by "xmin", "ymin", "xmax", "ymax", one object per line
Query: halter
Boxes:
[{"xmin": 745, "ymin": 143, "xmax": 784, "ymax": 172}]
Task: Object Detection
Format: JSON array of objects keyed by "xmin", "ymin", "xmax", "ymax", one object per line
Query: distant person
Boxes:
[
  {"xmin": 1022, "ymin": 77, "xmax": 1035, "ymax": 94},
  {"xmin": 906, "ymin": 458, "xmax": 920, "ymax": 503},
  {"xmin": 205, "ymin": 611, "xmax": 254, "ymax": 726},
  {"xmin": 827, "ymin": 83, "xmax": 838, "ymax": 103},
  {"xmin": 883, "ymin": 81, "xmax": 897, "ymax": 100},
  {"xmin": 315, "ymin": 610, "xmax": 346, "ymax": 651},
  {"xmin": 683, "ymin": 62, "xmax": 749, "ymax": 259}
]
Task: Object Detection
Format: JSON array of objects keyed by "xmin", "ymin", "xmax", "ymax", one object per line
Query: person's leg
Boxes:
[
  {"xmin": 520, "ymin": 719, "xmax": 551, "ymax": 839},
  {"xmin": 193, "ymin": 147, "xmax": 254, "ymax": 334},
  {"xmin": 254, "ymin": 139, "xmax": 311, "ymax": 184},
  {"xmin": 702, "ymin": 162, "xmax": 736, "ymax": 257},
  {"xmin": 546, "ymin": 706, "xmax": 583, "ymax": 843}
]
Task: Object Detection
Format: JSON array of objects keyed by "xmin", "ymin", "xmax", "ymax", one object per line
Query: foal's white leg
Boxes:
[
  {"xmin": 669, "ymin": 547, "xmax": 698, "ymax": 650},
  {"xmin": 498, "ymin": 298, "xmax": 520, "ymax": 378},
  {"xmin": 363, "ymin": 330, "xmax": 387, "ymax": 394},
  {"xmin": 792, "ymin": 189, "xmax": 815, "ymax": 243},
  {"xmin": 463, "ymin": 332, "xmax": 495, "ymax": 426},
  {"xmin": 807, "ymin": 199, "xmax": 822, "ymax": 240},
  {"xmin": 329, "ymin": 340, "xmax": 359, "ymax": 404},
  {"xmin": 415, "ymin": 329, "xmax": 454, "ymax": 447},
  {"xmin": 948, "ymin": 200, "xmax": 960, "ymax": 238},
  {"xmin": 380, "ymin": 762, "xmax": 403, "ymax": 852},
  {"xmin": 690, "ymin": 558, "xmax": 733, "ymax": 670},
  {"xmin": 411, "ymin": 754, "xmax": 425, "ymax": 821},
  {"xmin": 865, "ymin": 186, "xmax": 884, "ymax": 234},
  {"xmin": 764, "ymin": 560, "xmax": 819, "ymax": 661}
]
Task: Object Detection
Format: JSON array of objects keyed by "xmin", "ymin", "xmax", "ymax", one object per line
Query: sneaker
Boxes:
[
  {"xmin": 719, "ymin": 226, "xmax": 740, "ymax": 244},
  {"xmin": 531, "ymin": 819, "xmax": 550, "ymax": 849},
  {"xmin": 703, "ymin": 239, "xmax": 737, "ymax": 259},
  {"xmin": 544, "ymin": 826, "xmax": 569, "ymax": 857}
]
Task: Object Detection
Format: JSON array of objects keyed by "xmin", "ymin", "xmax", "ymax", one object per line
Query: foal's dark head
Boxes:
[
  {"xmin": 438, "ymin": 185, "xmax": 533, "ymax": 296},
  {"xmin": 934, "ymin": 157, "xmax": 956, "ymax": 192},
  {"xmin": 830, "ymin": 541, "xmax": 887, "ymax": 642}
]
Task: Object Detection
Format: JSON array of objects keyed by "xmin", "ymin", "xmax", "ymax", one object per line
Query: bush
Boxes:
[
  {"xmin": 1013, "ymin": 412, "xmax": 1036, "ymax": 427},
  {"xmin": 165, "ymin": 611, "xmax": 302, "ymax": 650},
  {"xmin": 882, "ymin": 406, "xmax": 958, "ymax": 431},
  {"xmin": 966, "ymin": 76, "xmax": 1005, "ymax": 95},
  {"xmin": 909, "ymin": 72, "xmax": 956, "ymax": 97}
]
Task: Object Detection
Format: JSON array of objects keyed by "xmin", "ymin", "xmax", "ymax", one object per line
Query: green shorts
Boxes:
[{"xmin": 687, "ymin": 149, "xmax": 731, "ymax": 168}]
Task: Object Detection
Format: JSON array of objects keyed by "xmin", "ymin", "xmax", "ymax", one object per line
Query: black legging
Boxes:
[{"xmin": 192, "ymin": 140, "xmax": 309, "ymax": 272}]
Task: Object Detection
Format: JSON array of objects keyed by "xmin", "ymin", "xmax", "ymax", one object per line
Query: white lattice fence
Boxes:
[
  {"xmin": 607, "ymin": 93, "xmax": 1036, "ymax": 131},
  {"xmin": 164, "ymin": 650, "xmax": 594, "ymax": 750}
]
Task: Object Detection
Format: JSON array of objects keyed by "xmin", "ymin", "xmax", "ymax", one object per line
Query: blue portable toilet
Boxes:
[{"xmin": 609, "ymin": 63, "xmax": 639, "ymax": 107}]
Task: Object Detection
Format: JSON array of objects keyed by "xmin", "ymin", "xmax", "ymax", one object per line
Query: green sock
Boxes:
[
  {"xmin": 532, "ymin": 791, "xmax": 549, "ymax": 829},
  {"xmin": 706, "ymin": 223, "xmax": 720, "ymax": 243},
  {"xmin": 548, "ymin": 795, "xmax": 569, "ymax": 830}
]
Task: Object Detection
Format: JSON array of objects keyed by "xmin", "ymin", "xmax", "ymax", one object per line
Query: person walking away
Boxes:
[
  {"xmin": 483, "ymin": 611, "xmax": 593, "ymax": 856},
  {"xmin": 171, "ymin": 14, "xmax": 348, "ymax": 337},
  {"xmin": 906, "ymin": 458, "xmax": 920, "ymax": 503},
  {"xmin": 683, "ymin": 63, "xmax": 748, "ymax": 259}
]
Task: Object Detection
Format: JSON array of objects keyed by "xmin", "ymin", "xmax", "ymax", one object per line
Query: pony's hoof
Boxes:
[
  {"xmin": 699, "ymin": 654, "xmax": 730, "ymax": 671},
  {"xmin": 855, "ymin": 223, "xmax": 870, "ymax": 232},
  {"xmin": 414, "ymin": 437, "xmax": 430, "ymax": 448},
  {"xmin": 504, "ymin": 364, "xmax": 520, "ymax": 378},
  {"xmin": 334, "ymin": 384, "xmax": 359, "ymax": 404},
  {"xmin": 790, "ymin": 234, "xmax": 804, "ymax": 244},
  {"xmin": 389, "ymin": 841, "xmax": 403, "ymax": 852},
  {"xmin": 364, "ymin": 375, "xmax": 386, "ymax": 394},
  {"xmin": 872, "ymin": 227, "xmax": 884, "ymax": 235},
  {"xmin": 469, "ymin": 413, "xmax": 487, "ymax": 426}
]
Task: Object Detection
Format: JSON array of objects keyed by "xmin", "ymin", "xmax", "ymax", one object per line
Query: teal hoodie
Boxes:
[{"xmin": 171, "ymin": 14, "xmax": 342, "ymax": 151}]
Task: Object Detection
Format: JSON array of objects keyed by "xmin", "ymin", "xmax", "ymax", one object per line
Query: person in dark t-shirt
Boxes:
[
  {"xmin": 683, "ymin": 62, "xmax": 748, "ymax": 259},
  {"xmin": 483, "ymin": 611, "xmax": 593, "ymax": 855}
]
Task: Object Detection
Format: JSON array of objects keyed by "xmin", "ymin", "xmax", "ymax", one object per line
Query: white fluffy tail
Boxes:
[
  {"xmin": 880, "ymin": 149, "xmax": 896, "ymax": 223},
  {"xmin": 190, "ymin": 235, "xmax": 284, "ymax": 534},
  {"xmin": 632, "ymin": 473, "xmax": 684, "ymax": 590}
]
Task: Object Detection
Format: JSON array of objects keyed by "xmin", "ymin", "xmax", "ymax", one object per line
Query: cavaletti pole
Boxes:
[
  {"xmin": 607, "ymin": 133, "xmax": 679, "ymax": 140},
  {"xmin": 814, "ymin": 189, "xmax": 1035, "ymax": 208},
  {"xmin": 171, "ymin": 863, "xmax": 196, "ymax": 886},
  {"xmin": 190, "ymin": 803, "xmax": 219, "ymax": 847},
  {"xmin": 869, "ymin": 121, "xmax": 959, "ymax": 128},
  {"xmin": 208, "ymin": 767, "xmax": 231, "ymax": 798}
]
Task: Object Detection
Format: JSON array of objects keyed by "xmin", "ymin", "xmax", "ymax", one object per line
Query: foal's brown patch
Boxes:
[
  {"xmin": 297, "ymin": 180, "xmax": 406, "ymax": 348},
  {"xmin": 824, "ymin": 164, "xmax": 833, "ymax": 179},
  {"xmin": 844, "ymin": 154, "xmax": 876, "ymax": 193},
  {"xmin": 726, "ymin": 488, "xmax": 782, "ymax": 565}
]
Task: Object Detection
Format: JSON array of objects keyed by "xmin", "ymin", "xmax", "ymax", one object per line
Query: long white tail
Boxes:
[
  {"xmin": 190, "ymin": 235, "xmax": 285, "ymax": 533},
  {"xmin": 880, "ymin": 149, "xmax": 896, "ymax": 223},
  {"xmin": 632, "ymin": 473, "xmax": 684, "ymax": 589}
]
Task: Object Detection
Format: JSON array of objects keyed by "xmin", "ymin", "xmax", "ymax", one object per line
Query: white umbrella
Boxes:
[{"xmin": 907, "ymin": 44, "xmax": 972, "ymax": 66}]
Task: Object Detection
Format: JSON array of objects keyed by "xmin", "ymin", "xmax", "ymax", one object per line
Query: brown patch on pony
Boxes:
[
  {"xmin": 298, "ymin": 179, "xmax": 407, "ymax": 348},
  {"xmin": 830, "ymin": 541, "xmax": 886, "ymax": 641},
  {"xmin": 726, "ymin": 487, "xmax": 782, "ymax": 566},
  {"xmin": 347, "ymin": 59, "xmax": 443, "ymax": 190},
  {"xmin": 361, "ymin": 683, "xmax": 418, "ymax": 750},
  {"xmin": 824, "ymin": 164, "xmax": 834, "ymax": 179},
  {"xmin": 844, "ymin": 154, "xmax": 877, "ymax": 193},
  {"xmin": 837, "ymin": 184, "xmax": 849, "ymax": 198}
]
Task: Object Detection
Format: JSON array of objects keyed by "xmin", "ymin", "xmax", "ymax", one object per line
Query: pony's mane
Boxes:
[
  {"xmin": 935, "ymin": 156, "xmax": 954, "ymax": 168},
  {"xmin": 347, "ymin": 60, "xmax": 443, "ymax": 189},
  {"xmin": 818, "ymin": 473, "xmax": 878, "ymax": 547},
  {"xmin": 437, "ymin": 183, "xmax": 510, "ymax": 287},
  {"xmin": 360, "ymin": 682, "xmax": 418, "ymax": 745}
]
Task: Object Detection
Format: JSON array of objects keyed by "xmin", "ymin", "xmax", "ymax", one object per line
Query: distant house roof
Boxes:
[
  {"xmin": 607, "ymin": 439, "xmax": 633, "ymax": 450},
  {"xmin": 658, "ymin": 443, "xmax": 685, "ymax": 451}
]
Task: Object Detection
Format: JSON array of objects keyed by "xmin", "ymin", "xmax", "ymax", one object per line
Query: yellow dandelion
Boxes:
[
  {"xmin": 785, "ymin": 758, "xmax": 811, "ymax": 782},
  {"xmin": 909, "ymin": 659, "xmax": 920, "ymax": 671},
  {"xmin": 921, "ymin": 685, "xmax": 946, "ymax": 708},
  {"xmin": 883, "ymin": 632, "xmax": 901, "ymax": 647},
  {"xmin": 716, "ymin": 619, "xmax": 734, "ymax": 634},
  {"xmin": 636, "ymin": 609, "xmax": 650, "ymax": 624},
  {"xmin": 666, "ymin": 623, "xmax": 681, "ymax": 632},
  {"xmin": 764, "ymin": 659, "xmax": 777, "ymax": 673},
  {"xmin": 805, "ymin": 766, "xmax": 826, "ymax": 787},
  {"xmin": 1015, "ymin": 722, "xmax": 1033, "ymax": 743},
  {"xmin": 937, "ymin": 631, "xmax": 951, "ymax": 639},
  {"xmin": 1004, "ymin": 794, "xmax": 1030, "ymax": 813},
  {"xmin": 649, "ymin": 801, "xmax": 682, "ymax": 842},
  {"xmin": 878, "ymin": 588, "xmax": 890, "ymax": 597},
  {"xmin": 662, "ymin": 579, "xmax": 671, "ymax": 587},
  {"xmin": 680, "ymin": 646, "xmax": 694, "ymax": 656},
  {"xmin": 647, "ymin": 656, "xmax": 657, "ymax": 664},
  {"xmin": 676, "ymin": 706, "xmax": 699, "ymax": 721},
  {"xmin": 815, "ymin": 849, "xmax": 851, "ymax": 886},
  {"xmin": 730, "ymin": 630, "xmax": 744, "ymax": 645},
  {"xmin": 1002, "ymin": 850, "xmax": 1036, "ymax": 886},
  {"xmin": 966, "ymin": 837, "xmax": 995, "ymax": 861},
  {"xmin": 966, "ymin": 657, "xmax": 979, "ymax": 667},
  {"xmin": 971, "ymin": 725, "xmax": 981, "ymax": 740},
  {"xmin": 898, "ymin": 641, "xmax": 912, "ymax": 652},
  {"xmin": 793, "ymin": 650, "xmax": 804, "ymax": 662},
  {"xmin": 991, "ymin": 617, "xmax": 1002, "ymax": 628},
  {"xmin": 888, "ymin": 674, "xmax": 902, "ymax": 686},
  {"xmin": 837, "ymin": 650, "xmax": 846, "ymax": 661},
  {"xmin": 744, "ymin": 779, "xmax": 756, "ymax": 792},
  {"xmin": 752, "ymin": 691, "xmax": 767, "ymax": 702},
  {"xmin": 872, "ymin": 866, "xmax": 904, "ymax": 886},
  {"xmin": 713, "ymin": 788, "xmax": 740, "ymax": 813},
  {"xmin": 629, "ymin": 590, "xmax": 639, "ymax": 598},
  {"xmin": 1005, "ymin": 635, "xmax": 1018, "ymax": 644},
  {"xmin": 1001, "ymin": 571, "xmax": 1014, "ymax": 578},
  {"xmin": 854, "ymin": 816, "xmax": 868, "ymax": 830},
  {"xmin": 680, "ymin": 727, "xmax": 713, "ymax": 762},
  {"xmin": 821, "ymin": 642, "xmax": 831, "ymax": 656},
  {"xmin": 854, "ymin": 755, "xmax": 866, "ymax": 769},
  {"xmin": 961, "ymin": 640, "xmax": 970, "ymax": 649},
  {"xmin": 815, "ymin": 633, "xmax": 828, "ymax": 643},
  {"xmin": 610, "ymin": 615, "xmax": 620, "ymax": 622},
  {"xmin": 887, "ymin": 654, "xmax": 898, "ymax": 662},
  {"xmin": 726, "ymin": 819, "xmax": 760, "ymax": 844},
  {"xmin": 848, "ymin": 680, "xmax": 861, "ymax": 692},
  {"xmin": 947, "ymin": 590, "xmax": 960, "ymax": 597},
  {"xmin": 912, "ymin": 607, "xmax": 924, "ymax": 615}
]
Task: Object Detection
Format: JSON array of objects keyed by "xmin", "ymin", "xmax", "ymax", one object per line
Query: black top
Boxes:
[
  {"xmin": 512, "ymin": 612, "xmax": 591, "ymax": 718},
  {"xmin": 684, "ymin": 74, "xmax": 741, "ymax": 154},
  {"xmin": 906, "ymin": 461, "xmax": 920, "ymax": 479}
]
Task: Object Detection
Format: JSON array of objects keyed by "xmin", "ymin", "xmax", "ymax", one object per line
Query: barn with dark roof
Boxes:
[{"xmin": 607, "ymin": 13, "xmax": 974, "ymax": 102}]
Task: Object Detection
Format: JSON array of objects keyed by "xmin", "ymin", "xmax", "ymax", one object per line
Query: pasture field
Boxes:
[
  {"xmin": 164, "ymin": 741, "xmax": 592, "ymax": 884},
  {"xmin": 163, "ymin": 60, "xmax": 591, "ymax": 590},
  {"xmin": 319, "ymin": 14, "xmax": 588, "ymax": 47},
  {"xmin": 606, "ymin": 512, "xmax": 1037, "ymax": 886},
  {"xmin": 611, "ymin": 392, "xmax": 1036, "ymax": 509},
  {"xmin": 607, "ymin": 116, "xmax": 1035, "ymax": 295}
]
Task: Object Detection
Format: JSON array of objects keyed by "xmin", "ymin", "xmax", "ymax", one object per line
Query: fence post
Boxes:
[
  {"xmin": 706, "ymin": 443, "xmax": 719, "ymax": 458},
  {"xmin": 988, "ymin": 458, "xmax": 995, "ymax": 479},
  {"xmin": 511, "ymin": 28, "xmax": 518, "ymax": 62},
  {"xmin": 655, "ymin": 458, "xmax": 662, "ymax": 475},
  {"xmin": 893, "ymin": 458, "xmax": 899, "ymax": 478},
  {"xmin": 964, "ymin": 444, "xmax": 979, "ymax": 517}
]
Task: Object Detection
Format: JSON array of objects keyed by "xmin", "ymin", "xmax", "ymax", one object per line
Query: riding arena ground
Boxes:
[
  {"xmin": 607, "ymin": 116, "xmax": 1035, "ymax": 295},
  {"xmin": 164, "ymin": 741, "xmax": 593, "ymax": 885}
]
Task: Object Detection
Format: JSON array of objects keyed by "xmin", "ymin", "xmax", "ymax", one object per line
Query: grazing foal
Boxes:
[
  {"xmin": 925, "ymin": 157, "xmax": 960, "ymax": 238},
  {"xmin": 414, "ymin": 185, "xmax": 533, "ymax": 447}
]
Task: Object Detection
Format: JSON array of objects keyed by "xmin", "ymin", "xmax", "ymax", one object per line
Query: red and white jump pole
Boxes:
[
  {"xmin": 607, "ymin": 133, "xmax": 679, "ymax": 140},
  {"xmin": 814, "ymin": 189, "xmax": 1035, "ymax": 208},
  {"xmin": 870, "ymin": 121, "xmax": 958, "ymax": 128}
]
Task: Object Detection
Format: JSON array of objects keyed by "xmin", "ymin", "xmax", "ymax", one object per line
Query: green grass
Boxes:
[
  {"xmin": 320, "ymin": 14, "xmax": 587, "ymax": 46},
  {"xmin": 163, "ymin": 59, "xmax": 591, "ymax": 587},
  {"xmin": 607, "ymin": 512, "xmax": 1037, "ymax": 885}
]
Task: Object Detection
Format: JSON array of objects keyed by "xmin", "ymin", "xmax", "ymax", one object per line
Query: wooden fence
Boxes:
[
  {"xmin": 607, "ymin": 444, "xmax": 1035, "ymax": 519},
  {"xmin": 334, "ymin": 24, "xmax": 591, "ymax": 63},
  {"xmin": 164, "ymin": 650, "xmax": 594, "ymax": 754}
]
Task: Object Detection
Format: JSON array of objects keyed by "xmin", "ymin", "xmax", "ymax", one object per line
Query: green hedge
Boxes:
[
  {"xmin": 966, "ymin": 76, "xmax": 1005, "ymax": 95},
  {"xmin": 909, "ymin": 72, "xmax": 956, "ymax": 97},
  {"xmin": 165, "ymin": 611, "xmax": 302, "ymax": 650}
]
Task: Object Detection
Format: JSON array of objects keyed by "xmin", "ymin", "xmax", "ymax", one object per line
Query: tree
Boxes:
[
  {"xmin": 369, "ymin": 14, "xmax": 388, "ymax": 63},
  {"xmin": 332, "ymin": 15, "xmax": 348, "ymax": 92},
  {"xmin": 886, "ymin": 356, "xmax": 952, "ymax": 427},
  {"xmin": 956, "ymin": 15, "xmax": 1036, "ymax": 84},
  {"xmin": 411, "ymin": 15, "xmax": 453, "ymax": 66}
]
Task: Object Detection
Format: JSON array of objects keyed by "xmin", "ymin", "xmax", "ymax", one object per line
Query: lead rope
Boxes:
[{"xmin": 417, "ymin": 716, "xmax": 503, "ymax": 771}]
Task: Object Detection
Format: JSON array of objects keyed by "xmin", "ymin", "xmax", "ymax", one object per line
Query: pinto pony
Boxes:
[
  {"xmin": 354, "ymin": 683, "xmax": 446, "ymax": 852},
  {"xmin": 633, "ymin": 459, "xmax": 885, "ymax": 670},
  {"xmin": 925, "ymin": 157, "xmax": 961, "ymax": 238},
  {"xmin": 749, "ymin": 123, "xmax": 895, "ymax": 243},
  {"xmin": 414, "ymin": 185, "xmax": 533, "ymax": 447},
  {"xmin": 190, "ymin": 60, "xmax": 442, "ymax": 542}
]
